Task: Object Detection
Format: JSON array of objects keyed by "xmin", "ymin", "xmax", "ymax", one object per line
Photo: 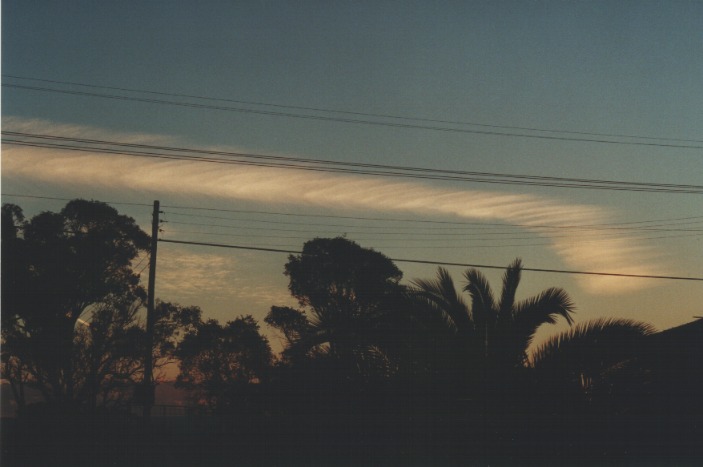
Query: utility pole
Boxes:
[{"xmin": 142, "ymin": 200, "xmax": 160, "ymax": 420}]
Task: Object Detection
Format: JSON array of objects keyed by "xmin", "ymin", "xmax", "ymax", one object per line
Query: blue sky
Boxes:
[{"xmin": 3, "ymin": 1, "xmax": 701, "ymax": 347}]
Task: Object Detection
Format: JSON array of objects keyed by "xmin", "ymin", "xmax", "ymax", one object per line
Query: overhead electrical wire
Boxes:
[
  {"xmin": 5, "ymin": 192, "xmax": 699, "ymax": 280},
  {"xmin": 4, "ymin": 80, "xmax": 703, "ymax": 150},
  {"xmin": 20, "ymin": 219, "xmax": 698, "ymax": 249},
  {"xmin": 160, "ymin": 215, "xmax": 703, "ymax": 246},
  {"xmin": 4, "ymin": 132, "xmax": 702, "ymax": 194},
  {"xmin": 4, "ymin": 73, "xmax": 702, "ymax": 145},
  {"xmin": 160, "ymin": 209, "xmax": 703, "ymax": 231},
  {"xmin": 160, "ymin": 209, "xmax": 703, "ymax": 243},
  {"xmin": 157, "ymin": 238, "xmax": 703, "ymax": 282},
  {"xmin": 8, "ymin": 131, "xmax": 700, "ymax": 189},
  {"xmin": 135, "ymin": 253, "xmax": 151, "ymax": 276},
  {"xmin": 163, "ymin": 219, "xmax": 703, "ymax": 238},
  {"xmin": 6, "ymin": 193, "xmax": 701, "ymax": 231},
  {"xmin": 0, "ymin": 192, "xmax": 153, "ymax": 207},
  {"xmin": 162, "ymin": 214, "xmax": 703, "ymax": 234},
  {"xmin": 132, "ymin": 252, "xmax": 150, "ymax": 271},
  {"xmin": 347, "ymin": 232, "xmax": 703, "ymax": 248},
  {"xmin": 160, "ymin": 205, "xmax": 703, "ymax": 229},
  {"xmin": 2, "ymin": 79, "xmax": 703, "ymax": 281},
  {"xmin": 159, "ymin": 198, "xmax": 703, "ymax": 245},
  {"xmin": 161, "ymin": 228, "xmax": 702, "ymax": 250},
  {"xmin": 7, "ymin": 191, "xmax": 700, "ymax": 248}
]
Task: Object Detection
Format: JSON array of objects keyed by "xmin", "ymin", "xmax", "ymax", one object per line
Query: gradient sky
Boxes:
[{"xmin": 3, "ymin": 1, "xmax": 702, "ymax": 352}]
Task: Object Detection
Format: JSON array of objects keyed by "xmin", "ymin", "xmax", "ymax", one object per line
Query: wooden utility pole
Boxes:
[{"xmin": 143, "ymin": 200, "xmax": 160, "ymax": 419}]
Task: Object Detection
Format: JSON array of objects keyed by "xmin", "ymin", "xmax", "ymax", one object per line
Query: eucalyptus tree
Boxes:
[
  {"xmin": 175, "ymin": 315, "xmax": 273, "ymax": 411},
  {"xmin": 0, "ymin": 199, "xmax": 172, "ymax": 407},
  {"xmin": 267, "ymin": 237, "xmax": 407, "ymax": 384}
]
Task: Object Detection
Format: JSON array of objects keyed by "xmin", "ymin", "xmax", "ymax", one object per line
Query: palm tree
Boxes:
[
  {"xmin": 410, "ymin": 267, "xmax": 479, "ymax": 387},
  {"xmin": 528, "ymin": 317, "xmax": 656, "ymax": 396},
  {"xmin": 468, "ymin": 258, "xmax": 575, "ymax": 371},
  {"xmin": 525, "ymin": 318, "xmax": 657, "ymax": 458},
  {"xmin": 411, "ymin": 259, "xmax": 576, "ymax": 380}
]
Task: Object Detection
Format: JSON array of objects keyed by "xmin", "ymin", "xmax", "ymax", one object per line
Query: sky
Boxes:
[{"xmin": 2, "ymin": 1, "xmax": 702, "ymax": 352}]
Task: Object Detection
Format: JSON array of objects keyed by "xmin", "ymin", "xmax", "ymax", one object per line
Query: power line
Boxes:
[
  {"xmin": 7, "ymin": 195, "xmax": 700, "ymax": 277},
  {"xmin": 160, "ymin": 209, "xmax": 703, "ymax": 230},
  {"xmin": 13, "ymin": 138, "xmax": 695, "ymax": 193},
  {"xmin": 4, "ymin": 83, "xmax": 703, "ymax": 151},
  {"xmin": 4, "ymin": 132, "xmax": 702, "ymax": 194},
  {"xmin": 6, "ymin": 191, "xmax": 702, "ymax": 248},
  {"xmin": 136, "ymin": 253, "xmax": 151, "ymax": 276},
  {"xmin": 164, "ymin": 219, "xmax": 703, "ymax": 238},
  {"xmin": 11, "ymin": 131, "xmax": 701, "ymax": 189},
  {"xmin": 0, "ymin": 192, "xmax": 153, "ymax": 207},
  {"xmin": 158, "ymin": 238, "xmax": 703, "ymax": 282},
  {"xmin": 350, "ymin": 233, "xmax": 703, "ymax": 248},
  {"xmin": 4, "ymin": 190, "xmax": 697, "ymax": 277},
  {"xmin": 4, "ymin": 73, "xmax": 702, "ymax": 145},
  {"xmin": 164, "ymin": 216, "xmax": 703, "ymax": 235},
  {"xmin": 160, "ymin": 231, "xmax": 567, "ymax": 249},
  {"xmin": 6, "ymin": 193, "xmax": 702, "ymax": 232},
  {"xmin": 161, "ymin": 206, "xmax": 703, "ymax": 243},
  {"xmin": 161, "ymin": 206, "xmax": 703, "ymax": 229},
  {"xmin": 132, "ymin": 252, "xmax": 150, "ymax": 272},
  {"xmin": 161, "ymin": 228, "xmax": 702, "ymax": 249}
]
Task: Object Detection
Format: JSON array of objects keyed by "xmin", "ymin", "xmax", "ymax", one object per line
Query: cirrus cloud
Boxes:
[{"xmin": 2, "ymin": 117, "xmax": 670, "ymax": 295}]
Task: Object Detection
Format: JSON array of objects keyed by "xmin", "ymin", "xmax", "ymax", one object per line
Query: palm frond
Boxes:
[
  {"xmin": 511, "ymin": 287, "xmax": 575, "ymax": 355},
  {"xmin": 515, "ymin": 287, "xmax": 575, "ymax": 326},
  {"xmin": 285, "ymin": 327, "xmax": 331, "ymax": 361},
  {"xmin": 411, "ymin": 267, "xmax": 471, "ymax": 332},
  {"xmin": 529, "ymin": 317, "xmax": 656, "ymax": 371},
  {"xmin": 462, "ymin": 268, "xmax": 496, "ymax": 326},
  {"xmin": 411, "ymin": 268, "xmax": 466, "ymax": 306},
  {"xmin": 411, "ymin": 293, "xmax": 460, "ymax": 334},
  {"xmin": 498, "ymin": 258, "xmax": 522, "ymax": 321}
]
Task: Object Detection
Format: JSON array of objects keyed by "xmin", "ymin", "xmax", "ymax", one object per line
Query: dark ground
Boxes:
[{"xmin": 2, "ymin": 393, "xmax": 702, "ymax": 467}]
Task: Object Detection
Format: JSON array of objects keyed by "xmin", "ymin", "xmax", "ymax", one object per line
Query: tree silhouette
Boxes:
[
  {"xmin": 268, "ymin": 237, "xmax": 406, "ymax": 384},
  {"xmin": 465, "ymin": 258, "xmax": 575, "ymax": 371},
  {"xmin": 265, "ymin": 305, "xmax": 309, "ymax": 351},
  {"xmin": 71, "ymin": 297, "xmax": 145, "ymax": 409},
  {"xmin": 411, "ymin": 259, "xmax": 575, "ymax": 387},
  {"xmin": 176, "ymin": 315, "xmax": 272, "ymax": 411},
  {"xmin": 1, "ymin": 200, "xmax": 150, "ymax": 406},
  {"xmin": 409, "ymin": 266, "xmax": 478, "ymax": 387},
  {"xmin": 1, "ymin": 204, "xmax": 29, "ymax": 332},
  {"xmin": 529, "ymin": 317, "xmax": 656, "ymax": 392},
  {"xmin": 523, "ymin": 318, "xmax": 658, "ymax": 459}
]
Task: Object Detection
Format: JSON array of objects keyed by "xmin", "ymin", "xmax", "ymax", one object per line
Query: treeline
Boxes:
[{"xmin": 2, "ymin": 200, "xmax": 701, "ymax": 466}]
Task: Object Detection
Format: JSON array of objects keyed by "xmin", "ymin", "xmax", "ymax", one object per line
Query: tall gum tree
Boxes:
[
  {"xmin": 1, "ymin": 200, "xmax": 150, "ymax": 406},
  {"xmin": 268, "ymin": 237, "xmax": 406, "ymax": 384}
]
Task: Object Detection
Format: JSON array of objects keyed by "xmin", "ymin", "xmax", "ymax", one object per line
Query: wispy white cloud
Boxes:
[
  {"xmin": 3, "ymin": 117, "xmax": 671, "ymax": 294},
  {"xmin": 156, "ymin": 250, "xmax": 237, "ymax": 299},
  {"xmin": 156, "ymin": 247, "xmax": 291, "ymax": 305},
  {"xmin": 3, "ymin": 116, "xmax": 171, "ymax": 145}
]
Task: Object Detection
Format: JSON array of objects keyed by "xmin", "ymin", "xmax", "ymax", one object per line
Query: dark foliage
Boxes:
[
  {"xmin": 1, "ymin": 201, "xmax": 194, "ymax": 412},
  {"xmin": 270, "ymin": 237, "xmax": 409, "ymax": 384},
  {"xmin": 2, "ymin": 200, "xmax": 150, "ymax": 407},
  {"xmin": 3, "ymin": 216, "xmax": 701, "ymax": 465},
  {"xmin": 176, "ymin": 315, "xmax": 273, "ymax": 411}
]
